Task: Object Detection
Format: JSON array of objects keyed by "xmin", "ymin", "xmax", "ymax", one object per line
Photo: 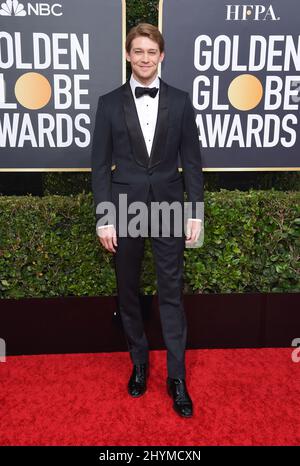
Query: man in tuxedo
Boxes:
[{"xmin": 91, "ymin": 23, "xmax": 203, "ymax": 418}]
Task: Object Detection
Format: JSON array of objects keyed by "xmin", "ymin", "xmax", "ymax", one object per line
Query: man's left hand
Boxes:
[{"xmin": 185, "ymin": 219, "xmax": 202, "ymax": 244}]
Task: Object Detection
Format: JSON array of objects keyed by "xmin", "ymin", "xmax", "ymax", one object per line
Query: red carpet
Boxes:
[{"xmin": 0, "ymin": 348, "xmax": 299, "ymax": 446}]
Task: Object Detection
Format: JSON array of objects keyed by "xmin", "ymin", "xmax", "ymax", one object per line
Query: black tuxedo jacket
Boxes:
[{"xmin": 91, "ymin": 76, "xmax": 204, "ymax": 229}]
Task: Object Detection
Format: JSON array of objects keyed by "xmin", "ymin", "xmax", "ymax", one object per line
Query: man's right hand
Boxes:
[{"xmin": 97, "ymin": 225, "xmax": 118, "ymax": 253}]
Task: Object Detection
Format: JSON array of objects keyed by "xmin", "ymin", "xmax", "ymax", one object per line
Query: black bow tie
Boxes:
[{"xmin": 135, "ymin": 86, "xmax": 159, "ymax": 98}]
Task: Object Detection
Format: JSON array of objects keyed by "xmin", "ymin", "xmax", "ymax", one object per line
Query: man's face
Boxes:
[{"xmin": 126, "ymin": 36, "xmax": 165, "ymax": 84}]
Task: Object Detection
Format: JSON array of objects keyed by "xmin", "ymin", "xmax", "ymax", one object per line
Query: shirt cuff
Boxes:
[{"xmin": 97, "ymin": 224, "xmax": 114, "ymax": 230}]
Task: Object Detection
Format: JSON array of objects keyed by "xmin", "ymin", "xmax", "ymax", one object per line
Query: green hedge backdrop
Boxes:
[{"xmin": 0, "ymin": 190, "xmax": 299, "ymax": 298}]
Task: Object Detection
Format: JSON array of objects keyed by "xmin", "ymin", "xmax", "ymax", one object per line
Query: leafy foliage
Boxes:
[{"xmin": 0, "ymin": 190, "xmax": 298, "ymax": 298}]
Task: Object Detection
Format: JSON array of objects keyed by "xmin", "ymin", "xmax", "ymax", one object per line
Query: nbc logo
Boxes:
[
  {"xmin": 0, "ymin": 0, "xmax": 63, "ymax": 16},
  {"xmin": 0, "ymin": 0, "xmax": 26, "ymax": 15}
]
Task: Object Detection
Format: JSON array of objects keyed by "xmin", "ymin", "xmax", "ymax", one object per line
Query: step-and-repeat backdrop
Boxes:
[
  {"xmin": 0, "ymin": 0, "xmax": 125, "ymax": 170},
  {"xmin": 1, "ymin": 0, "xmax": 299, "ymax": 171},
  {"xmin": 159, "ymin": 0, "xmax": 300, "ymax": 170}
]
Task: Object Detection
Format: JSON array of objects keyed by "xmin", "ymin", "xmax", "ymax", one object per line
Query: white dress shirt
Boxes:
[
  {"xmin": 97, "ymin": 73, "xmax": 201, "ymax": 233},
  {"xmin": 129, "ymin": 73, "xmax": 160, "ymax": 157}
]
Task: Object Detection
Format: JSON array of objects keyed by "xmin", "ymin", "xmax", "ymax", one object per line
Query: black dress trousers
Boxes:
[{"xmin": 113, "ymin": 185, "xmax": 187, "ymax": 379}]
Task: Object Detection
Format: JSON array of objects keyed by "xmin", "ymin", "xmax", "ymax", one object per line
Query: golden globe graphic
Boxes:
[
  {"xmin": 227, "ymin": 74, "xmax": 263, "ymax": 112},
  {"xmin": 0, "ymin": 0, "xmax": 124, "ymax": 170},
  {"xmin": 0, "ymin": 31, "xmax": 91, "ymax": 148},
  {"xmin": 15, "ymin": 72, "xmax": 52, "ymax": 110},
  {"xmin": 193, "ymin": 33, "xmax": 300, "ymax": 149},
  {"xmin": 160, "ymin": 0, "xmax": 300, "ymax": 169}
]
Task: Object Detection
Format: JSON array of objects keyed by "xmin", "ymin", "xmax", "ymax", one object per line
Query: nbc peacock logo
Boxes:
[
  {"xmin": 0, "ymin": 0, "xmax": 27, "ymax": 16},
  {"xmin": 0, "ymin": 0, "xmax": 63, "ymax": 16}
]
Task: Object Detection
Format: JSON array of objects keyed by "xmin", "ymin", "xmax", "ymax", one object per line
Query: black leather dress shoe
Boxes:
[
  {"xmin": 167, "ymin": 377, "xmax": 193, "ymax": 417},
  {"xmin": 128, "ymin": 363, "xmax": 149, "ymax": 397}
]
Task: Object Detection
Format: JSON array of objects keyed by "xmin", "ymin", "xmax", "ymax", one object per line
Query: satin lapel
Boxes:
[
  {"xmin": 122, "ymin": 77, "xmax": 169, "ymax": 169},
  {"xmin": 148, "ymin": 77, "xmax": 169, "ymax": 169},
  {"xmin": 122, "ymin": 79, "xmax": 149, "ymax": 168}
]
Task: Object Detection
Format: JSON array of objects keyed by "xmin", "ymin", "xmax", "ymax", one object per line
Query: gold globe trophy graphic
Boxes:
[
  {"xmin": 228, "ymin": 74, "xmax": 263, "ymax": 111},
  {"xmin": 14, "ymin": 72, "xmax": 52, "ymax": 110}
]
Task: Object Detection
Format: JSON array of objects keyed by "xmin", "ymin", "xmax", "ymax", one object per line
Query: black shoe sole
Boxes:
[{"xmin": 128, "ymin": 387, "xmax": 147, "ymax": 398}]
